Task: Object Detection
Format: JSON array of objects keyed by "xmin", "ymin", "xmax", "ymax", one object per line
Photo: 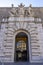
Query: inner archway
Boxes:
[{"xmin": 15, "ymin": 32, "xmax": 29, "ymax": 61}]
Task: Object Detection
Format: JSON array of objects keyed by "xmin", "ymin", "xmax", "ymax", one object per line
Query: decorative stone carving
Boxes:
[
  {"xmin": 18, "ymin": 3, "xmax": 24, "ymax": 16},
  {"xmin": 10, "ymin": 3, "xmax": 32, "ymax": 17},
  {"xmin": 24, "ymin": 10, "xmax": 30, "ymax": 16},
  {"xmin": 29, "ymin": 5, "xmax": 32, "ymax": 14},
  {"xmin": 18, "ymin": 3, "xmax": 25, "ymax": 8},
  {"xmin": 28, "ymin": 4, "xmax": 33, "ymax": 16},
  {"xmin": 16, "ymin": 9, "xmax": 19, "ymax": 15}
]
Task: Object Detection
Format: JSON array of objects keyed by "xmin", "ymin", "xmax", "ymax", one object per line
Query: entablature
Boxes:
[{"xmin": 1, "ymin": 16, "xmax": 41, "ymax": 23}]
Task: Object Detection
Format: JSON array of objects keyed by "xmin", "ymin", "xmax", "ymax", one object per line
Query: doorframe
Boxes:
[
  {"xmin": 15, "ymin": 32, "xmax": 28, "ymax": 61},
  {"xmin": 12, "ymin": 29, "xmax": 31, "ymax": 62}
]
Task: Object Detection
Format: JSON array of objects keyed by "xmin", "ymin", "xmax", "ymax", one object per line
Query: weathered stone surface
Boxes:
[{"xmin": 0, "ymin": 4, "xmax": 43, "ymax": 63}]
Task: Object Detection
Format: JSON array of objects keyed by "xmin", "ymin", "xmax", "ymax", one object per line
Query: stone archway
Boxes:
[
  {"xmin": 15, "ymin": 32, "xmax": 29, "ymax": 61},
  {"xmin": 13, "ymin": 30, "xmax": 31, "ymax": 62}
]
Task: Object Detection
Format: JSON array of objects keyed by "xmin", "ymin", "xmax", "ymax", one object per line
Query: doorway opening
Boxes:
[{"xmin": 15, "ymin": 32, "xmax": 29, "ymax": 62}]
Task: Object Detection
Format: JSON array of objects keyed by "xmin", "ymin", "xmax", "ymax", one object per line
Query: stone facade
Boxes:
[{"xmin": 0, "ymin": 4, "xmax": 43, "ymax": 63}]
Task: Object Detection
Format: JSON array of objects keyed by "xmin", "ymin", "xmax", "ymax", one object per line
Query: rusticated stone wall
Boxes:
[{"xmin": 0, "ymin": 17, "xmax": 43, "ymax": 62}]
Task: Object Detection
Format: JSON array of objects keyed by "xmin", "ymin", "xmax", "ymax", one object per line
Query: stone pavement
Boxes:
[{"xmin": 0, "ymin": 62, "xmax": 43, "ymax": 65}]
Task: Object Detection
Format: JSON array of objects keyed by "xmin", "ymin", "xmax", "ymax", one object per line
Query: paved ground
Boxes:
[{"xmin": 0, "ymin": 62, "xmax": 43, "ymax": 65}]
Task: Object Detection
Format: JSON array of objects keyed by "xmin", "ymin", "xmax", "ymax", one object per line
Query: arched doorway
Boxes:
[{"xmin": 15, "ymin": 32, "xmax": 29, "ymax": 61}]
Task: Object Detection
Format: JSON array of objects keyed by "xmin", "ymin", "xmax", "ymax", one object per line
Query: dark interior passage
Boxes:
[{"xmin": 15, "ymin": 32, "xmax": 29, "ymax": 62}]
